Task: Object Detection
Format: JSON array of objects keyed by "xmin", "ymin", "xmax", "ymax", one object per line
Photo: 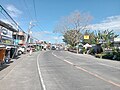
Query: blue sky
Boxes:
[{"xmin": 0, "ymin": 0, "xmax": 120, "ymax": 43}]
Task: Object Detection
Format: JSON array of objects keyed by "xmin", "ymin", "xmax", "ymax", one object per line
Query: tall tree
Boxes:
[
  {"xmin": 101, "ymin": 30, "xmax": 119, "ymax": 48},
  {"xmin": 63, "ymin": 30, "xmax": 82, "ymax": 47},
  {"xmin": 54, "ymin": 10, "xmax": 92, "ymax": 35},
  {"xmin": 54, "ymin": 10, "xmax": 92, "ymax": 53}
]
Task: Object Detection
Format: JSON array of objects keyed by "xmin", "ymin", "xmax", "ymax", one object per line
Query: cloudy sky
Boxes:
[{"xmin": 0, "ymin": 0, "xmax": 120, "ymax": 43}]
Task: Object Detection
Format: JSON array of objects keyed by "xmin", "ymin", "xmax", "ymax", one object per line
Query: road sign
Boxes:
[{"xmin": 84, "ymin": 35, "xmax": 89, "ymax": 39}]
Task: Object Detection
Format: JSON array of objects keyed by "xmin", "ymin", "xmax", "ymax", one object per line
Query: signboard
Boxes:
[
  {"xmin": 1, "ymin": 27, "xmax": 12, "ymax": 38},
  {"xmin": 2, "ymin": 39, "xmax": 12, "ymax": 44},
  {"xmin": 84, "ymin": 35, "xmax": 89, "ymax": 39}
]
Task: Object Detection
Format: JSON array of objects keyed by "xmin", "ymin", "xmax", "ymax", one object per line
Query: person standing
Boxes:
[{"xmin": 29, "ymin": 47, "xmax": 32, "ymax": 56}]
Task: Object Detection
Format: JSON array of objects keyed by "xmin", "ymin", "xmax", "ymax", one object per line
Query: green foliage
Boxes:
[
  {"xmin": 80, "ymin": 47, "xmax": 87, "ymax": 54},
  {"xmin": 63, "ymin": 30, "xmax": 82, "ymax": 47},
  {"xmin": 99, "ymin": 48, "xmax": 120, "ymax": 61},
  {"xmin": 100, "ymin": 30, "xmax": 118, "ymax": 48}
]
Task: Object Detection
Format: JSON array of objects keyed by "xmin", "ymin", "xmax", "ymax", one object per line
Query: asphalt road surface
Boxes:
[{"xmin": 0, "ymin": 50, "xmax": 120, "ymax": 90}]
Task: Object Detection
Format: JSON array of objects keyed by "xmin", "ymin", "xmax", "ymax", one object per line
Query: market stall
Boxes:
[{"xmin": 0, "ymin": 45, "xmax": 6, "ymax": 65}]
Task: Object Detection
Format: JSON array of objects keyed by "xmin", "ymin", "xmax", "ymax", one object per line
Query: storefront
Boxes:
[{"xmin": 0, "ymin": 26, "xmax": 13, "ymax": 44}]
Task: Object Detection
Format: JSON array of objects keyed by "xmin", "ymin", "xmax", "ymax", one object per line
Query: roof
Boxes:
[{"xmin": 0, "ymin": 20, "xmax": 18, "ymax": 32}]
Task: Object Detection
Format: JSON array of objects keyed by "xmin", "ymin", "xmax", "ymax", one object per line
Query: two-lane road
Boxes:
[
  {"xmin": 0, "ymin": 50, "xmax": 120, "ymax": 90},
  {"xmin": 38, "ymin": 50, "xmax": 120, "ymax": 90}
]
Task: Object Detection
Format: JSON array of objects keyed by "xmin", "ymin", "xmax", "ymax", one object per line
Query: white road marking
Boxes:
[
  {"xmin": 63, "ymin": 59, "xmax": 74, "ymax": 65},
  {"xmin": 52, "ymin": 52, "xmax": 120, "ymax": 88},
  {"xmin": 37, "ymin": 53, "xmax": 46, "ymax": 90}
]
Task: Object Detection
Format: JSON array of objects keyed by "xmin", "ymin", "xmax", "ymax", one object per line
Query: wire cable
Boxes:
[{"xmin": 33, "ymin": 0, "xmax": 37, "ymax": 20}]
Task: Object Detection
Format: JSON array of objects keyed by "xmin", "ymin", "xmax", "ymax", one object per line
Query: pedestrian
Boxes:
[{"xmin": 29, "ymin": 47, "xmax": 32, "ymax": 56}]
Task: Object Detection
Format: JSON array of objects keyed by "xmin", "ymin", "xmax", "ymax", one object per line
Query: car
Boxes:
[
  {"xmin": 51, "ymin": 46, "xmax": 56, "ymax": 50},
  {"xmin": 89, "ymin": 44, "xmax": 103, "ymax": 55},
  {"xmin": 17, "ymin": 46, "xmax": 26, "ymax": 55},
  {"xmin": 27, "ymin": 45, "xmax": 35, "ymax": 52}
]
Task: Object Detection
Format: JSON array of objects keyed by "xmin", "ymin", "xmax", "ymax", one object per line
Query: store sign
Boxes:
[
  {"xmin": 2, "ymin": 29, "xmax": 8, "ymax": 35},
  {"xmin": 2, "ymin": 39, "xmax": 12, "ymax": 44},
  {"xmin": 1, "ymin": 27, "xmax": 12, "ymax": 38},
  {"xmin": 84, "ymin": 35, "xmax": 89, "ymax": 39}
]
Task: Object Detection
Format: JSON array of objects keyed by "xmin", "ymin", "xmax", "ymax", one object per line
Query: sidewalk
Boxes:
[
  {"xmin": 0, "ymin": 51, "xmax": 42, "ymax": 90},
  {"xmin": 0, "ymin": 53, "xmax": 28, "ymax": 80}
]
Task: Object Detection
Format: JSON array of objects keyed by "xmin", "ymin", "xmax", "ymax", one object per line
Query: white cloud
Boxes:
[
  {"xmin": 6, "ymin": 4, "xmax": 22, "ymax": 18},
  {"xmin": 87, "ymin": 15, "xmax": 120, "ymax": 31},
  {"xmin": 32, "ymin": 31, "xmax": 63, "ymax": 43},
  {"xmin": 32, "ymin": 31, "xmax": 53, "ymax": 39}
]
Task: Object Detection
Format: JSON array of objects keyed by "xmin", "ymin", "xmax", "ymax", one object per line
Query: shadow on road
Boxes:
[{"xmin": 0, "ymin": 64, "xmax": 10, "ymax": 71}]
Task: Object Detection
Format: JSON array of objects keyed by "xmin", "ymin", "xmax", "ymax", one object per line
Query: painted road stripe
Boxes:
[
  {"xmin": 37, "ymin": 53, "xmax": 46, "ymax": 90},
  {"xmin": 52, "ymin": 52, "xmax": 120, "ymax": 88}
]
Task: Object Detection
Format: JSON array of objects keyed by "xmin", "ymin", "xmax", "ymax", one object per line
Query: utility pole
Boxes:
[{"xmin": 26, "ymin": 21, "xmax": 35, "ymax": 47}]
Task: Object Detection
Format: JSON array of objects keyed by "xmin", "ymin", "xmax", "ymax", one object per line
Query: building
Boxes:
[
  {"xmin": 0, "ymin": 20, "xmax": 18, "ymax": 45},
  {"xmin": 12, "ymin": 31, "xmax": 26, "ymax": 45}
]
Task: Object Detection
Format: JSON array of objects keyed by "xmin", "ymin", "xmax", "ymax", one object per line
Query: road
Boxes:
[{"xmin": 0, "ymin": 50, "xmax": 120, "ymax": 90}]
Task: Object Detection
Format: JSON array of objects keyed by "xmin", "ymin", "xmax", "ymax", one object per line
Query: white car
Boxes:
[{"xmin": 17, "ymin": 46, "xmax": 26, "ymax": 55}]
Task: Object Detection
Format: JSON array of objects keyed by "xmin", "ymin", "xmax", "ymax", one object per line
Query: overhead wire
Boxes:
[
  {"xmin": 22, "ymin": 0, "xmax": 48, "ymax": 40},
  {"xmin": 23, "ymin": 0, "xmax": 33, "ymax": 20},
  {"xmin": 0, "ymin": 5, "xmax": 25, "ymax": 33},
  {"xmin": 1, "ymin": 11, "xmax": 13, "ymax": 25},
  {"xmin": 32, "ymin": 0, "xmax": 46, "ymax": 32},
  {"xmin": 33, "ymin": 0, "xmax": 37, "ymax": 20}
]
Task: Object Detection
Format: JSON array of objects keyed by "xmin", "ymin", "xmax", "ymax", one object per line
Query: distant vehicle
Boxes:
[
  {"xmin": 17, "ymin": 46, "xmax": 26, "ymax": 55},
  {"xmin": 51, "ymin": 46, "xmax": 56, "ymax": 50},
  {"xmin": 89, "ymin": 44, "xmax": 103, "ymax": 55},
  {"xmin": 27, "ymin": 45, "xmax": 35, "ymax": 52}
]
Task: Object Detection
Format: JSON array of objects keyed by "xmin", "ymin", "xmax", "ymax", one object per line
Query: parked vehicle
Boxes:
[
  {"xmin": 27, "ymin": 45, "xmax": 35, "ymax": 52},
  {"xmin": 17, "ymin": 46, "xmax": 26, "ymax": 55},
  {"xmin": 89, "ymin": 44, "xmax": 103, "ymax": 55},
  {"xmin": 51, "ymin": 46, "xmax": 56, "ymax": 50}
]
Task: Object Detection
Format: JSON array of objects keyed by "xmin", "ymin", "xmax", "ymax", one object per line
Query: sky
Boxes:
[{"xmin": 0, "ymin": 0, "xmax": 120, "ymax": 43}]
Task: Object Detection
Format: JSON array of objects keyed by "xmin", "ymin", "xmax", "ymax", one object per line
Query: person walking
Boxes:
[{"xmin": 29, "ymin": 47, "xmax": 32, "ymax": 56}]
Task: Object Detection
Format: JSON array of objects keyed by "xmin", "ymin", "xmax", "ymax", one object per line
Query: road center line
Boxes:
[
  {"xmin": 52, "ymin": 52, "xmax": 120, "ymax": 88},
  {"xmin": 37, "ymin": 53, "xmax": 46, "ymax": 90}
]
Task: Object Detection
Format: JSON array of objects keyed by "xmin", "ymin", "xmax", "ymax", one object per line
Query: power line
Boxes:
[
  {"xmin": 0, "ymin": 5, "xmax": 25, "ymax": 32},
  {"xmin": 33, "ymin": 0, "xmax": 37, "ymax": 20},
  {"xmin": 23, "ymin": 0, "xmax": 33, "ymax": 20}
]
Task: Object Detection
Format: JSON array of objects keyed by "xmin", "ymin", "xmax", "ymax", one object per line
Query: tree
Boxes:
[
  {"xmin": 54, "ymin": 10, "xmax": 92, "ymax": 34},
  {"xmin": 54, "ymin": 10, "xmax": 92, "ymax": 53},
  {"xmin": 101, "ymin": 30, "xmax": 119, "ymax": 49},
  {"xmin": 63, "ymin": 30, "xmax": 82, "ymax": 47}
]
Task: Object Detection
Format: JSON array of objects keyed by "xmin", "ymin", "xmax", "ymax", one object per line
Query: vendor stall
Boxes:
[{"xmin": 0, "ymin": 45, "xmax": 6, "ymax": 65}]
